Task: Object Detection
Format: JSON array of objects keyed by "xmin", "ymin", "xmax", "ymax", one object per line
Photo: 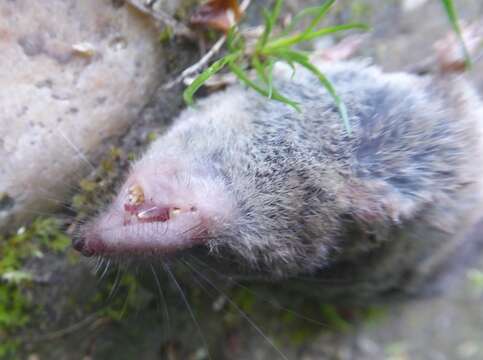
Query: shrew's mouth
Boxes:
[
  {"xmin": 123, "ymin": 203, "xmax": 197, "ymax": 225},
  {"xmin": 123, "ymin": 183, "xmax": 197, "ymax": 225}
]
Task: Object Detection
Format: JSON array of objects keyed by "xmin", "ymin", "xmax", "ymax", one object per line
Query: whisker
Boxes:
[
  {"xmin": 162, "ymin": 263, "xmax": 212, "ymax": 360},
  {"xmin": 18, "ymin": 209, "xmax": 74, "ymax": 218},
  {"xmin": 188, "ymin": 252, "xmax": 355, "ymax": 286},
  {"xmin": 182, "ymin": 260, "xmax": 289, "ymax": 360},
  {"xmin": 94, "ymin": 257, "xmax": 104, "ymax": 274},
  {"xmin": 150, "ymin": 264, "xmax": 171, "ymax": 337},
  {"xmin": 99, "ymin": 259, "xmax": 111, "ymax": 281},
  {"xmin": 180, "ymin": 222, "xmax": 204, "ymax": 236},
  {"xmin": 189, "ymin": 256, "xmax": 331, "ymax": 329},
  {"xmin": 179, "ymin": 259, "xmax": 216, "ymax": 299},
  {"xmin": 107, "ymin": 264, "xmax": 123, "ymax": 302},
  {"xmin": 55, "ymin": 127, "xmax": 96, "ymax": 172}
]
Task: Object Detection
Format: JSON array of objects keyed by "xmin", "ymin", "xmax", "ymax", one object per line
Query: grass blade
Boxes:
[
  {"xmin": 226, "ymin": 26, "xmax": 242, "ymax": 52},
  {"xmin": 252, "ymin": 56, "xmax": 277, "ymax": 98},
  {"xmin": 300, "ymin": 23, "xmax": 369, "ymax": 42},
  {"xmin": 257, "ymin": 0, "xmax": 284, "ymax": 50},
  {"xmin": 303, "ymin": 0, "xmax": 336, "ymax": 35},
  {"xmin": 266, "ymin": 60, "xmax": 276, "ymax": 99},
  {"xmin": 252, "ymin": 55, "xmax": 269, "ymax": 83},
  {"xmin": 183, "ymin": 52, "xmax": 240, "ymax": 105},
  {"xmin": 274, "ymin": 49, "xmax": 351, "ymax": 134},
  {"xmin": 282, "ymin": 5, "xmax": 335, "ymax": 36},
  {"xmin": 440, "ymin": 0, "xmax": 472, "ymax": 68},
  {"xmin": 258, "ymin": 9, "xmax": 275, "ymax": 49},
  {"xmin": 228, "ymin": 62, "xmax": 300, "ymax": 111},
  {"xmin": 270, "ymin": 0, "xmax": 284, "ymax": 27},
  {"xmin": 264, "ymin": 23, "xmax": 368, "ymax": 52}
]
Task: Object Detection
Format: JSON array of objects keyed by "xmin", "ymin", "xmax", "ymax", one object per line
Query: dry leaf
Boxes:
[{"xmin": 190, "ymin": 0, "xmax": 242, "ymax": 33}]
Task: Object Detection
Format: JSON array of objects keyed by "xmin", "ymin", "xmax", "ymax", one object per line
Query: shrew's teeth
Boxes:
[
  {"xmin": 136, "ymin": 206, "xmax": 158, "ymax": 219},
  {"xmin": 169, "ymin": 207, "xmax": 181, "ymax": 219}
]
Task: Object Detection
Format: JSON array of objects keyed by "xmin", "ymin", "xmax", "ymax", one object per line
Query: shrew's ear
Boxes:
[{"xmin": 342, "ymin": 178, "xmax": 429, "ymax": 226}]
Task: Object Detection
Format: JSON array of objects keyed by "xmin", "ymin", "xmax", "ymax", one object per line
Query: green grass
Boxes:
[
  {"xmin": 184, "ymin": 0, "xmax": 473, "ymax": 134},
  {"xmin": 183, "ymin": 0, "xmax": 368, "ymax": 134},
  {"xmin": 440, "ymin": 0, "xmax": 472, "ymax": 69}
]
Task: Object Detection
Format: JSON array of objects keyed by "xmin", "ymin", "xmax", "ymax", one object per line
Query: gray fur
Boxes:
[
  {"xmin": 176, "ymin": 62, "xmax": 481, "ymax": 289},
  {"xmin": 85, "ymin": 61, "xmax": 483, "ymax": 300}
]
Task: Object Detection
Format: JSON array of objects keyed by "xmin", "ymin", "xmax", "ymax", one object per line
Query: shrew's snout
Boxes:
[
  {"xmin": 72, "ymin": 234, "xmax": 95, "ymax": 257},
  {"xmin": 73, "ymin": 222, "xmax": 110, "ymax": 257}
]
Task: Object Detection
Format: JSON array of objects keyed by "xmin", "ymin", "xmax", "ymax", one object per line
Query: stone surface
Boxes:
[{"xmin": 0, "ymin": 0, "xmax": 168, "ymax": 232}]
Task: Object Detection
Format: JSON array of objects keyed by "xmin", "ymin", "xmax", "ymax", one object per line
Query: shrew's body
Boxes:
[{"xmin": 76, "ymin": 61, "xmax": 483, "ymax": 301}]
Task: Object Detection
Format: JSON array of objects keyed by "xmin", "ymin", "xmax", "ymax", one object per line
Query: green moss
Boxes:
[
  {"xmin": 0, "ymin": 218, "xmax": 70, "ymax": 275},
  {"xmin": 467, "ymin": 269, "xmax": 483, "ymax": 295},
  {"xmin": 61, "ymin": 145, "xmax": 151, "ymax": 323},
  {"xmin": 232, "ymin": 287, "xmax": 256, "ymax": 312},
  {"xmin": 79, "ymin": 179, "xmax": 98, "ymax": 193},
  {"xmin": 218, "ymin": 283, "xmax": 388, "ymax": 347},
  {"xmin": 0, "ymin": 104, "xmax": 157, "ymax": 357},
  {"xmin": 0, "ymin": 217, "xmax": 70, "ymax": 356},
  {"xmin": 0, "ymin": 338, "xmax": 20, "ymax": 360},
  {"xmin": 146, "ymin": 131, "xmax": 158, "ymax": 143},
  {"xmin": 159, "ymin": 26, "xmax": 174, "ymax": 43},
  {"xmin": 100, "ymin": 147, "xmax": 122, "ymax": 173},
  {"xmin": 71, "ymin": 145, "xmax": 128, "ymax": 219},
  {"xmin": 127, "ymin": 152, "xmax": 137, "ymax": 161},
  {"xmin": 219, "ymin": 287, "xmax": 326, "ymax": 345},
  {"xmin": 385, "ymin": 341, "xmax": 409, "ymax": 359},
  {"xmin": 319, "ymin": 304, "xmax": 351, "ymax": 332},
  {"xmin": 93, "ymin": 272, "xmax": 146, "ymax": 322}
]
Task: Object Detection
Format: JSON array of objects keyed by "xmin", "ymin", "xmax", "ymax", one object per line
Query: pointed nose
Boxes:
[
  {"xmin": 72, "ymin": 236, "xmax": 85, "ymax": 252},
  {"xmin": 72, "ymin": 236, "xmax": 94, "ymax": 257}
]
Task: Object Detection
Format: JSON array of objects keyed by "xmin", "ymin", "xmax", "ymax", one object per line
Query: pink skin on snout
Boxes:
[{"xmin": 78, "ymin": 160, "xmax": 235, "ymax": 257}]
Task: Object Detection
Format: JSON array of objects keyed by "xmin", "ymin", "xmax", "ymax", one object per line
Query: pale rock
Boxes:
[
  {"xmin": 402, "ymin": 0, "xmax": 429, "ymax": 12},
  {"xmin": 0, "ymin": 0, "xmax": 170, "ymax": 232}
]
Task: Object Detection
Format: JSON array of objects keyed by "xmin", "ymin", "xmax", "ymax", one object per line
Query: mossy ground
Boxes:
[{"xmin": 0, "ymin": 218, "xmax": 70, "ymax": 358}]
